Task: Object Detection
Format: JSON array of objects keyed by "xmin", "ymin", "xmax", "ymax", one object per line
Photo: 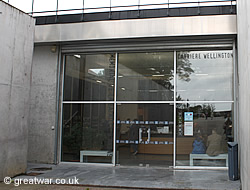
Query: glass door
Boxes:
[
  {"xmin": 115, "ymin": 52, "xmax": 174, "ymax": 167},
  {"xmin": 116, "ymin": 103, "xmax": 174, "ymax": 167}
]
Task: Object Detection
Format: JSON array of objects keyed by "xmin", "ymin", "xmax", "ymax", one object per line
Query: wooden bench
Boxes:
[
  {"xmin": 80, "ymin": 150, "xmax": 113, "ymax": 162},
  {"xmin": 190, "ymin": 153, "xmax": 228, "ymax": 166}
]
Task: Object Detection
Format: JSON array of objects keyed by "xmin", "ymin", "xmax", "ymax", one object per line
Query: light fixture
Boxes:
[
  {"xmin": 96, "ymin": 80, "xmax": 102, "ymax": 83},
  {"xmin": 118, "ymin": 76, "xmax": 124, "ymax": 78},
  {"xmin": 152, "ymin": 74, "xmax": 165, "ymax": 77},
  {"xmin": 149, "ymin": 90, "xmax": 158, "ymax": 92},
  {"xmin": 50, "ymin": 45, "xmax": 57, "ymax": 53},
  {"xmin": 121, "ymin": 88, "xmax": 126, "ymax": 91},
  {"xmin": 74, "ymin": 55, "xmax": 81, "ymax": 59},
  {"xmin": 206, "ymin": 89, "xmax": 215, "ymax": 92}
]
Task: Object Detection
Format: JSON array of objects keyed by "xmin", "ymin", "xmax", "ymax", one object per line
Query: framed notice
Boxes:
[{"xmin": 184, "ymin": 122, "xmax": 193, "ymax": 136}]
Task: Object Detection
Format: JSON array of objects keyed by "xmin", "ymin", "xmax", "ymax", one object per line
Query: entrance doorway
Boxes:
[
  {"xmin": 115, "ymin": 52, "xmax": 174, "ymax": 167},
  {"xmin": 116, "ymin": 104, "xmax": 174, "ymax": 167}
]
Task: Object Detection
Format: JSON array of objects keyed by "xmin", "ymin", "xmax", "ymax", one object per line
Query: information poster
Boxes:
[{"xmin": 184, "ymin": 122, "xmax": 193, "ymax": 136}]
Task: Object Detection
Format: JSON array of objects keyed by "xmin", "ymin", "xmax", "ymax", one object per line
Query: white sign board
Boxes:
[{"xmin": 184, "ymin": 122, "xmax": 193, "ymax": 136}]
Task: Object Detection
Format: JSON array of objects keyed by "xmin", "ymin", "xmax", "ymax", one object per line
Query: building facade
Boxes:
[
  {"xmin": 32, "ymin": 8, "xmax": 237, "ymax": 169},
  {"xmin": 1, "ymin": 0, "xmax": 250, "ymax": 189}
]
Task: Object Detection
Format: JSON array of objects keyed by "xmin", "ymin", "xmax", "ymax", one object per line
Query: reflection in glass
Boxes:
[
  {"xmin": 61, "ymin": 104, "xmax": 114, "ymax": 163},
  {"xmin": 176, "ymin": 103, "xmax": 233, "ymax": 167},
  {"xmin": 117, "ymin": 52, "xmax": 174, "ymax": 101},
  {"xmin": 116, "ymin": 103, "xmax": 174, "ymax": 167},
  {"xmin": 177, "ymin": 50, "xmax": 233, "ymax": 101},
  {"xmin": 63, "ymin": 54, "xmax": 115, "ymax": 101}
]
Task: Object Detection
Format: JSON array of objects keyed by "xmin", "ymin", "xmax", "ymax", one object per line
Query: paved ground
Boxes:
[{"xmin": 1, "ymin": 163, "xmax": 241, "ymax": 190}]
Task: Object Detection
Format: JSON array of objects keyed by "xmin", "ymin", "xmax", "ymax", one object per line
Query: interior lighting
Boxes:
[
  {"xmin": 121, "ymin": 88, "xmax": 126, "ymax": 91},
  {"xmin": 149, "ymin": 90, "xmax": 158, "ymax": 92},
  {"xmin": 152, "ymin": 74, "xmax": 164, "ymax": 77},
  {"xmin": 74, "ymin": 55, "xmax": 81, "ymax": 59},
  {"xmin": 96, "ymin": 80, "xmax": 102, "ymax": 83}
]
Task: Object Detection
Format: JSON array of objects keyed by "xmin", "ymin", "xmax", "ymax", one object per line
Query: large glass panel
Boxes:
[
  {"xmin": 58, "ymin": 0, "xmax": 83, "ymax": 15},
  {"xmin": 63, "ymin": 54, "xmax": 115, "ymax": 101},
  {"xmin": 9, "ymin": 0, "xmax": 33, "ymax": 13},
  {"xmin": 176, "ymin": 103, "xmax": 234, "ymax": 167},
  {"xmin": 84, "ymin": 0, "xmax": 110, "ymax": 13},
  {"xmin": 116, "ymin": 103, "xmax": 174, "ymax": 167},
  {"xmin": 33, "ymin": 0, "xmax": 57, "ymax": 16},
  {"xmin": 117, "ymin": 52, "xmax": 174, "ymax": 101},
  {"xmin": 61, "ymin": 103, "xmax": 114, "ymax": 163},
  {"xmin": 177, "ymin": 50, "xmax": 233, "ymax": 101}
]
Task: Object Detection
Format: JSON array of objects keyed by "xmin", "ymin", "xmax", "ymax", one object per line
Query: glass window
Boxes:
[
  {"xmin": 111, "ymin": 0, "xmax": 138, "ymax": 11},
  {"xmin": 117, "ymin": 52, "xmax": 174, "ymax": 101},
  {"xmin": 63, "ymin": 54, "xmax": 115, "ymax": 101},
  {"xmin": 177, "ymin": 50, "xmax": 233, "ymax": 101},
  {"xmin": 61, "ymin": 103, "xmax": 114, "ymax": 163},
  {"xmin": 57, "ymin": 0, "xmax": 83, "ymax": 15},
  {"xmin": 84, "ymin": 0, "xmax": 110, "ymax": 13},
  {"xmin": 176, "ymin": 103, "xmax": 234, "ymax": 167},
  {"xmin": 9, "ymin": 0, "xmax": 33, "ymax": 13},
  {"xmin": 33, "ymin": 0, "xmax": 57, "ymax": 16}
]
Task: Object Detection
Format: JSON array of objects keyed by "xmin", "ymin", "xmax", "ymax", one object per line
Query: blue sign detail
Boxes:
[{"xmin": 184, "ymin": 112, "xmax": 193, "ymax": 121}]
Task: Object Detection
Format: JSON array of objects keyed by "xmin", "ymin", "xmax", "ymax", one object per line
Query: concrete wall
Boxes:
[
  {"xmin": 237, "ymin": 1, "xmax": 250, "ymax": 189},
  {"xmin": 0, "ymin": 1, "xmax": 35, "ymax": 181},
  {"xmin": 28, "ymin": 46, "xmax": 58, "ymax": 164}
]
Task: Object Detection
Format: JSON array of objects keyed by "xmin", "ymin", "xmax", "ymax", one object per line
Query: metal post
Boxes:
[
  {"xmin": 109, "ymin": 0, "xmax": 112, "ymax": 19},
  {"xmin": 81, "ymin": 0, "xmax": 84, "ymax": 21},
  {"xmin": 230, "ymin": 0, "xmax": 233, "ymax": 13},
  {"xmin": 167, "ymin": 0, "xmax": 169, "ymax": 16},
  {"xmin": 173, "ymin": 50, "xmax": 177, "ymax": 168},
  {"xmin": 198, "ymin": 0, "xmax": 200, "ymax": 15},
  {"xmin": 112, "ymin": 53, "xmax": 118, "ymax": 166},
  {"xmin": 137, "ymin": 0, "xmax": 140, "ymax": 17},
  {"xmin": 31, "ymin": 0, "xmax": 34, "ymax": 16},
  {"xmin": 55, "ymin": 0, "xmax": 59, "ymax": 23}
]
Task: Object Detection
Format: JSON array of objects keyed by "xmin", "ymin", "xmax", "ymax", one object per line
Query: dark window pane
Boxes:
[
  {"xmin": 63, "ymin": 54, "xmax": 115, "ymax": 101},
  {"xmin": 61, "ymin": 103, "xmax": 114, "ymax": 163}
]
